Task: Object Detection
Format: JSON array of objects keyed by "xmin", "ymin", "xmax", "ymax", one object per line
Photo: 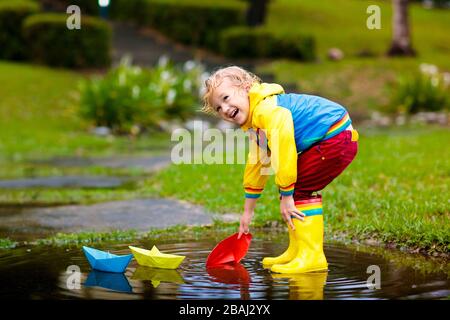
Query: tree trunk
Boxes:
[
  {"xmin": 387, "ymin": 0, "xmax": 416, "ymax": 56},
  {"xmin": 246, "ymin": 0, "xmax": 269, "ymax": 27}
]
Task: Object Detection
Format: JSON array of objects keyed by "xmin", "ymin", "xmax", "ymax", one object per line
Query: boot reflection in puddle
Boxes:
[{"xmin": 272, "ymin": 271, "xmax": 328, "ymax": 300}]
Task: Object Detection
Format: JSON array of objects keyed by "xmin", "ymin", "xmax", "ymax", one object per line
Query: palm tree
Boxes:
[{"xmin": 387, "ymin": 0, "xmax": 416, "ymax": 56}]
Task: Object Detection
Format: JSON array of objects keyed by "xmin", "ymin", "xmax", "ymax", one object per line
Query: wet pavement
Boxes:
[
  {"xmin": 0, "ymin": 176, "xmax": 129, "ymax": 189},
  {"xmin": 0, "ymin": 199, "xmax": 223, "ymax": 240},
  {"xmin": 32, "ymin": 155, "xmax": 171, "ymax": 172}
]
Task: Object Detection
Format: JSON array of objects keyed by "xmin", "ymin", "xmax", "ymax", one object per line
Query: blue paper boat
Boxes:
[
  {"xmin": 84, "ymin": 270, "xmax": 133, "ymax": 293},
  {"xmin": 82, "ymin": 246, "xmax": 133, "ymax": 273}
]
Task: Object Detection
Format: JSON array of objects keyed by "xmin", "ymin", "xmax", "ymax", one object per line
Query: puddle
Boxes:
[
  {"xmin": 0, "ymin": 176, "xmax": 131, "ymax": 189},
  {"xmin": 32, "ymin": 155, "xmax": 171, "ymax": 171},
  {"xmin": 0, "ymin": 236, "xmax": 448, "ymax": 300}
]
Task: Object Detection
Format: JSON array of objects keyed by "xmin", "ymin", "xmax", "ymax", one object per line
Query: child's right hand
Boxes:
[{"xmin": 238, "ymin": 211, "xmax": 253, "ymax": 239}]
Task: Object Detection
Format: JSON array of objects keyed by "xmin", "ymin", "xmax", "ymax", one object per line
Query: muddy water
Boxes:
[{"xmin": 0, "ymin": 237, "xmax": 448, "ymax": 300}]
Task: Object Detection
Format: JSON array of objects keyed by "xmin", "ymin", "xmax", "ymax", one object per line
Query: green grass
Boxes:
[
  {"xmin": 35, "ymin": 230, "xmax": 139, "ymax": 247},
  {"xmin": 0, "ymin": 238, "xmax": 18, "ymax": 249},
  {"xmin": 268, "ymin": 0, "xmax": 450, "ymax": 66},
  {"xmin": 148, "ymin": 126, "xmax": 450, "ymax": 253},
  {"xmin": 256, "ymin": 0, "xmax": 450, "ymax": 119}
]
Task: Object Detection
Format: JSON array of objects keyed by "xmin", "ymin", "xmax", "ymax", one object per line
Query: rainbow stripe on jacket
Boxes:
[
  {"xmin": 279, "ymin": 183, "xmax": 295, "ymax": 197},
  {"xmin": 294, "ymin": 197, "xmax": 323, "ymax": 217},
  {"xmin": 244, "ymin": 187, "xmax": 264, "ymax": 199},
  {"xmin": 324, "ymin": 113, "xmax": 351, "ymax": 140}
]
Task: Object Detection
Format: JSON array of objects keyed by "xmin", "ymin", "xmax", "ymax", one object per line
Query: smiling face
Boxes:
[{"xmin": 210, "ymin": 78, "xmax": 250, "ymax": 126}]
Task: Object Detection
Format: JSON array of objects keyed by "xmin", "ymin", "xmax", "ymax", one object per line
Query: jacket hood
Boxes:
[{"xmin": 241, "ymin": 82, "xmax": 285, "ymax": 131}]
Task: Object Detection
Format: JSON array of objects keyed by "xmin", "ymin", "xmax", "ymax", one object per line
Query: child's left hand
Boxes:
[{"xmin": 280, "ymin": 195, "xmax": 305, "ymax": 230}]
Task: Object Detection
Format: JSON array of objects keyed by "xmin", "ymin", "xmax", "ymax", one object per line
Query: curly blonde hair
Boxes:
[{"xmin": 202, "ymin": 66, "xmax": 261, "ymax": 115}]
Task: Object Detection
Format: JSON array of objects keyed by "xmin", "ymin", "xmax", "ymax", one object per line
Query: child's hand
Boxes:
[
  {"xmin": 280, "ymin": 195, "xmax": 305, "ymax": 230},
  {"xmin": 238, "ymin": 211, "xmax": 253, "ymax": 239}
]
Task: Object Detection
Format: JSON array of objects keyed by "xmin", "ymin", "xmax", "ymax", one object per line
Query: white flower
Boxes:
[
  {"xmin": 118, "ymin": 73, "xmax": 126, "ymax": 86},
  {"xmin": 183, "ymin": 79, "xmax": 192, "ymax": 91},
  {"xmin": 161, "ymin": 71, "xmax": 171, "ymax": 82},
  {"xmin": 431, "ymin": 76, "xmax": 439, "ymax": 87},
  {"xmin": 158, "ymin": 55, "xmax": 169, "ymax": 67},
  {"xmin": 166, "ymin": 89, "xmax": 177, "ymax": 105},
  {"xmin": 420, "ymin": 63, "xmax": 438, "ymax": 76},
  {"xmin": 132, "ymin": 86, "xmax": 140, "ymax": 98},
  {"xmin": 132, "ymin": 67, "xmax": 141, "ymax": 75},
  {"xmin": 443, "ymin": 72, "xmax": 450, "ymax": 87},
  {"xmin": 149, "ymin": 83, "xmax": 161, "ymax": 94},
  {"xmin": 183, "ymin": 60, "xmax": 196, "ymax": 72}
]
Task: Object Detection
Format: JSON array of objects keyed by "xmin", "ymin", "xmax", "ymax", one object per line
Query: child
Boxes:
[{"xmin": 202, "ymin": 66, "xmax": 358, "ymax": 274}]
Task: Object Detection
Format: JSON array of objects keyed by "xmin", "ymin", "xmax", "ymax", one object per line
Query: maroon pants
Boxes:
[{"xmin": 293, "ymin": 130, "xmax": 358, "ymax": 201}]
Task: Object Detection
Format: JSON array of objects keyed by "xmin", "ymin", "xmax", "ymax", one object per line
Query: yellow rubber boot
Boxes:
[
  {"xmin": 272, "ymin": 272, "xmax": 328, "ymax": 300},
  {"xmin": 271, "ymin": 214, "xmax": 328, "ymax": 274},
  {"xmin": 262, "ymin": 225, "xmax": 298, "ymax": 267}
]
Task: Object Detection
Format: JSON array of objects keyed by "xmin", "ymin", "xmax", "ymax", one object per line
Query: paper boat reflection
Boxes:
[
  {"xmin": 84, "ymin": 270, "xmax": 133, "ymax": 293},
  {"xmin": 132, "ymin": 265, "xmax": 185, "ymax": 288},
  {"xmin": 206, "ymin": 263, "xmax": 251, "ymax": 285}
]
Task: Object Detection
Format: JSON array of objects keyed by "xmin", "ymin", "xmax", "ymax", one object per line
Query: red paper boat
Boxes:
[{"xmin": 206, "ymin": 233, "xmax": 252, "ymax": 267}]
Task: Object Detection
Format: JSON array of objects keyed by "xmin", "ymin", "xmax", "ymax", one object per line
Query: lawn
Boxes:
[
  {"xmin": 148, "ymin": 126, "xmax": 450, "ymax": 254},
  {"xmin": 268, "ymin": 0, "xmax": 450, "ymax": 66},
  {"xmin": 256, "ymin": 0, "xmax": 450, "ymax": 119}
]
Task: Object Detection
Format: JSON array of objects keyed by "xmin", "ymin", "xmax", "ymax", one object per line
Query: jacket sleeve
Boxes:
[
  {"xmin": 252, "ymin": 102, "xmax": 298, "ymax": 196},
  {"xmin": 243, "ymin": 130, "xmax": 271, "ymax": 199}
]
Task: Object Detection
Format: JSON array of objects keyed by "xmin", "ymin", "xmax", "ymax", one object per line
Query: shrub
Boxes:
[
  {"xmin": 135, "ymin": 0, "xmax": 246, "ymax": 50},
  {"xmin": 37, "ymin": 0, "xmax": 99, "ymax": 15},
  {"xmin": 220, "ymin": 27, "xmax": 270, "ymax": 58},
  {"xmin": 220, "ymin": 26, "xmax": 317, "ymax": 61},
  {"xmin": 389, "ymin": 63, "xmax": 450, "ymax": 114},
  {"xmin": 79, "ymin": 57, "xmax": 205, "ymax": 134},
  {"xmin": 23, "ymin": 13, "xmax": 111, "ymax": 68},
  {"xmin": 109, "ymin": 0, "xmax": 145, "ymax": 21},
  {"xmin": 151, "ymin": 56, "xmax": 206, "ymax": 121},
  {"xmin": 0, "ymin": 0, "xmax": 39, "ymax": 60}
]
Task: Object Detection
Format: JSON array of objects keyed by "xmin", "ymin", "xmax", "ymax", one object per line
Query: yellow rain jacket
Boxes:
[{"xmin": 240, "ymin": 82, "xmax": 352, "ymax": 199}]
